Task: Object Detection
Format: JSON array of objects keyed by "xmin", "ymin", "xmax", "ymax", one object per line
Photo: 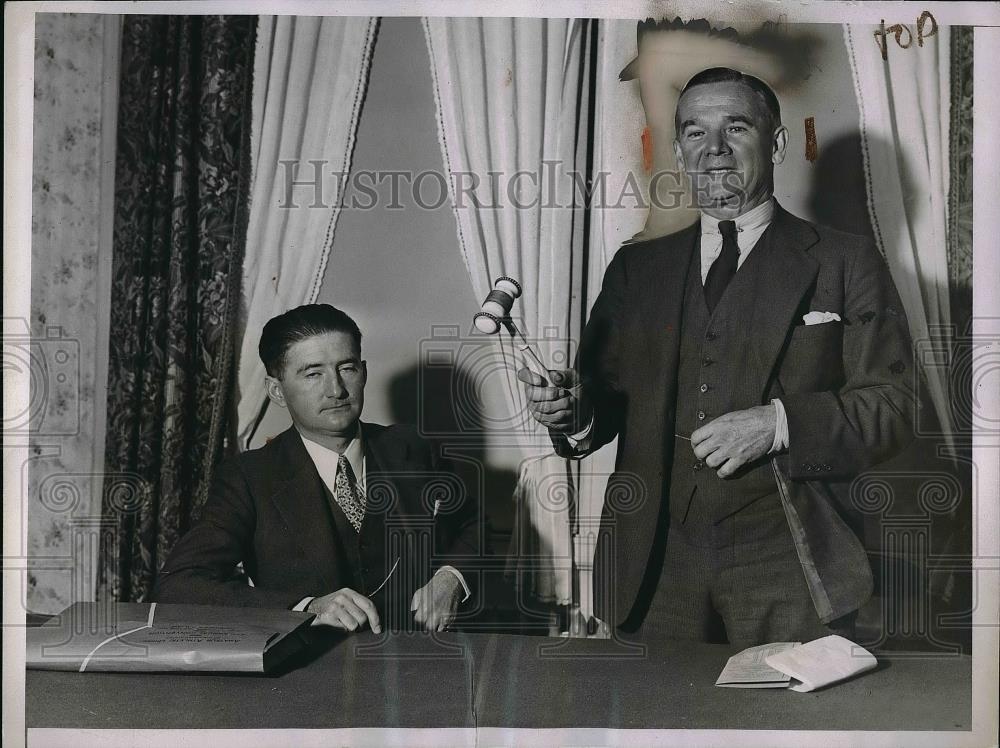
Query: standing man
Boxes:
[
  {"xmin": 155, "ymin": 304, "xmax": 479, "ymax": 633},
  {"xmin": 520, "ymin": 67, "xmax": 916, "ymax": 647}
]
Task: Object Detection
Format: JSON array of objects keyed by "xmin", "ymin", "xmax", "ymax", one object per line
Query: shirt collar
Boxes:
[
  {"xmin": 298, "ymin": 423, "xmax": 365, "ymax": 479},
  {"xmin": 699, "ymin": 197, "xmax": 775, "ymax": 235}
]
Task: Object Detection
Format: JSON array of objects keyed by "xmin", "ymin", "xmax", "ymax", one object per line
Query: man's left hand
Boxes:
[
  {"xmin": 691, "ymin": 405, "xmax": 776, "ymax": 478},
  {"xmin": 411, "ymin": 572, "xmax": 463, "ymax": 631}
]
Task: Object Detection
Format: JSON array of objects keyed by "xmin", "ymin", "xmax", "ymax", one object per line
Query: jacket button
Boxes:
[
  {"xmin": 706, "ymin": 331, "xmax": 717, "ymax": 341},
  {"xmin": 702, "ymin": 356, "xmax": 714, "ymax": 367},
  {"xmin": 699, "ymin": 383, "xmax": 709, "ymax": 393},
  {"xmin": 697, "ymin": 411, "xmax": 706, "ymax": 420},
  {"xmin": 693, "ymin": 461, "xmax": 704, "ymax": 471}
]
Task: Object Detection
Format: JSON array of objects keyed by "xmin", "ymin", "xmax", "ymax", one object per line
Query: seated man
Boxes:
[{"xmin": 155, "ymin": 304, "xmax": 479, "ymax": 633}]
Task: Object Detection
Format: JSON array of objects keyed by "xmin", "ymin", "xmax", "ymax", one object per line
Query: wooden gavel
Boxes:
[{"xmin": 473, "ymin": 276, "xmax": 550, "ymax": 379}]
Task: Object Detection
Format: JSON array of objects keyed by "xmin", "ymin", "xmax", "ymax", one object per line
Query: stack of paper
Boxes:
[{"xmin": 26, "ymin": 602, "xmax": 314, "ymax": 674}]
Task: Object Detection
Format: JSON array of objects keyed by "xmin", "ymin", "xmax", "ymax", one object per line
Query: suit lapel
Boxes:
[
  {"xmin": 359, "ymin": 423, "xmax": 406, "ymax": 545},
  {"xmin": 643, "ymin": 222, "xmax": 699, "ymax": 408},
  {"xmin": 748, "ymin": 204, "xmax": 821, "ymax": 399},
  {"xmin": 267, "ymin": 428, "xmax": 338, "ymax": 590}
]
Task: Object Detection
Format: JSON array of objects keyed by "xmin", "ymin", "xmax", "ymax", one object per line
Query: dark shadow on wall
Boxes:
[
  {"xmin": 807, "ymin": 132, "xmax": 875, "ymax": 239},
  {"xmin": 388, "ymin": 361, "xmax": 554, "ymax": 634},
  {"xmin": 805, "ymin": 129, "xmax": 971, "ymax": 654}
]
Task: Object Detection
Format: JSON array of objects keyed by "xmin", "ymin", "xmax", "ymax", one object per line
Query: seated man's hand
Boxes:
[
  {"xmin": 410, "ymin": 572, "xmax": 463, "ymax": 632},
  {"xmin": 691, "ymin": 404, "xmax": 776, "ymax": 478},
  {"xmin": 307, "ymin": 588, "xmax": 381, "ymax": 633},
  {"xmin": 516, "ymin": 367, "xmax": 591, "ymax": 434}
]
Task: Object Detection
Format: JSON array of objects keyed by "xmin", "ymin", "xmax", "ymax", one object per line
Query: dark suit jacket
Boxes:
[
  {"xmin": 564, "ymin": 204, "xmax": 916, "ymax": 626},
  {"xmin": 154, "ymin": 423, "xmax": 480, "ymax": 621}
]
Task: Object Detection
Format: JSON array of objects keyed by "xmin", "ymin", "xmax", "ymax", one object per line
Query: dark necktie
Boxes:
[
  {"xmin": 704, "ymin": 219, "xmax": 740, "ymax": 313},
  {"xmin": 334, "ymin": 454, "xmax": 366, "ymax": 532}
]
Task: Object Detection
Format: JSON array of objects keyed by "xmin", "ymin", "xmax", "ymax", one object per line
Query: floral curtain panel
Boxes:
[
  {"xmin": 98, "ymin": 15, "xmax": 256, "ymax": 603},
  {"xmin": 28, "ymin": 14, "xmax": 121, "ymax": 614},
  {"xmin": 947, "ymin": 27, "xmax": 973, "ymax": 383},
  {"xmin": 935, "ymin": 23, "xmax": 973, "ymax": 625}
]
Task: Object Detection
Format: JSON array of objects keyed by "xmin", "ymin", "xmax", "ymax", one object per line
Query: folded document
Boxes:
[
  {"xmin": 715, "ymin": 641, "xmax": 799, "ymax": 688},
  {"xmin": 716, "ymin": 635, "xmax": 877, "ymax": 692},
  {"xmin": 26, "ymin": 602, "xmax": 314, "ymax": 674},
  {"xmin": 766, "ymin": 634, "xmax": 878, "ymax": 692}
]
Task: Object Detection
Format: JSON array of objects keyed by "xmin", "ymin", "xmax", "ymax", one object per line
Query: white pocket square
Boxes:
[{"xmin": 802, "ymin": 311, "xmax": 841, "ymax": 325}]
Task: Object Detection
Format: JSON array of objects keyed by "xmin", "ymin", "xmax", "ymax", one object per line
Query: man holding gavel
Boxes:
[
  {"xmin": 155, "ymin": 304, "xmax": 479, "ymax": 633},
  {"xmin": 519, "ymin": 67, "xmax": 916, "ymax": 647}
]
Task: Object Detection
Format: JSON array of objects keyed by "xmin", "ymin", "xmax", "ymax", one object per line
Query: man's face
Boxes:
[
  {"xmin": 672, "ymin": 80, "xmax": 787, "ymax": 218},
  {"xmin": 265, "ymin": 331, "xmax": 366, "ymax": 443}
]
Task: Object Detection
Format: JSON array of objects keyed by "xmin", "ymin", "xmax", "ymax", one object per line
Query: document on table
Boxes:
[
  {"xmin": 765, "ymin": 634, "xmax": 878, "ymax": 692},
  {"xmin": 26, "ymin": 602, "xmax": 315, "ymax": 674},
  {"xmin": 715, "ymin": 642, "xmax": 800, "ymax": 688},
  {"xmin": 716, "ymin": 636, "xmax": 879, "ymax": 691}
]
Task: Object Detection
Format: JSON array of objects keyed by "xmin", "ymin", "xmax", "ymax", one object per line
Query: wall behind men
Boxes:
[{"xmin": 767, "ymin": 24, "xmax": 871, "ymax": 236}]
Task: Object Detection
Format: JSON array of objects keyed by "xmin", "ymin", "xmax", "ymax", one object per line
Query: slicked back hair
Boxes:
[
  {"xmin": 259, "ymin": 304, "xmax": 362, "ymax": 378},
  {"xmin": 675, "ymin": 67, "xmax": 781, "ymax": 132}
]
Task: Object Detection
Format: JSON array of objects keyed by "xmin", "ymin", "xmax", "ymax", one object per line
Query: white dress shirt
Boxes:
[
  {"xmin": 293, "ymin": 425, "xmax": 470, "ymax": 611},
  {"xmin": 569, "ymin": 198, "xmax": 789, "ymax": 453},
  {"xmin": 697, "ymin": 197, "xmax": 775, "ymax": 282}
]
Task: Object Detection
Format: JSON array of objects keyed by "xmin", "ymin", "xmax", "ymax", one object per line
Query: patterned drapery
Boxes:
[
  {"xmin": 29, "ymin": 14, "xmax": 120, "ymax": 614},
  {"xmin": 934, "ymin": 24, "xmax": 973, "ymax": 624},
  {"xmin": 98, "ymin": 15, "xmax": 256, "ymax": 603},
  {"xmin": 948, "ymin": 26, "xmax": 973, "ymax": 341}
]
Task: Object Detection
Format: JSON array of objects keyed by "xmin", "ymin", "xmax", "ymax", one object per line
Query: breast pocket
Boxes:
[
  {"xmin": 790, "ymin": 320, "xmax": 843, "ymax": 341},
  {"xmin": 780, "ymin": 321, "xmax": 844, "ymax": 391}
]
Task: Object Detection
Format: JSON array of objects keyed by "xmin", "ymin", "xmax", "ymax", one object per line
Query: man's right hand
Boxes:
[
  {"xmin": 516, "ymin": 367, "xmax": 591, "ymax": 435},
  {"xmin": 307, "ymin": 588, "xmax": 382, "ymax": 633}
]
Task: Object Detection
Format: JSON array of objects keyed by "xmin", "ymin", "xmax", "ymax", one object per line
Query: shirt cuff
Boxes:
[
  {"xmin": 566, "ymin": 416, "xmax": 594, "ymax": 448},
  {"xmin": 770, "ymin": 398, "xmax": 789, "ymax": 453},
  {"xmin": 292, "ymin": 596, "xmax": 315, "ymax": 612},
  {"xmin": 435, "ymin": 565, "xmax": 471, "ymax": 603}
]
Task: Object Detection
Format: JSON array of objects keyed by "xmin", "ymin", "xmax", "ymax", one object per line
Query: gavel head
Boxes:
[{"xmin": 473, "ymin": 277, "xmax": 522, "ymax": 334}]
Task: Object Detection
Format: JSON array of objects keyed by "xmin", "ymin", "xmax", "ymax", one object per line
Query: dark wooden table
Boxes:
[{"xmin": 26, "ymin": 630, "xmax": 971, "ymax": 731}]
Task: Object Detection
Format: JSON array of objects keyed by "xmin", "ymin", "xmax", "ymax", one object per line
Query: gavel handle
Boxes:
[{"xmin": 501, "ymin": 318, "xmax": 551, "ymax": 380}]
